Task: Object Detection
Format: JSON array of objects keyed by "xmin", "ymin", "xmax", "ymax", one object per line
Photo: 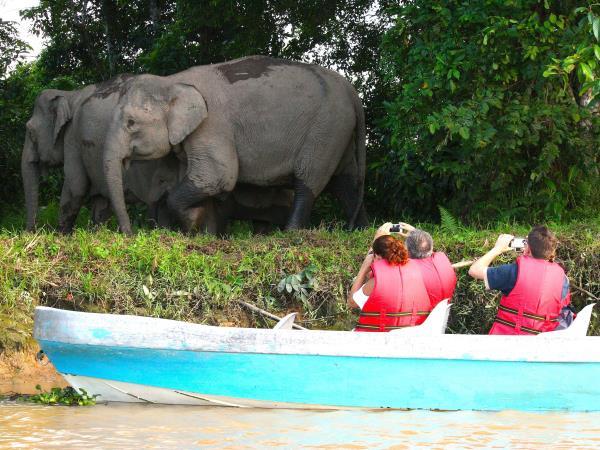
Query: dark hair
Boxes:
[
  {"xmin": 405, "ymin": 229, "xmax": 433, "ymax": 259},
  {"xmin": 527, "ymin": 225, "xmax": 558, "ymax": 261},
  {"xmin": 373, "ymin": 235, "xmax": 409, "ymax": 266}
]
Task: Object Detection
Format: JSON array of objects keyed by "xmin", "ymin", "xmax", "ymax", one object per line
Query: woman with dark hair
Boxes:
[{"xmin": 349, "ymin": 229, "xmax": 437, "ymax": 332}]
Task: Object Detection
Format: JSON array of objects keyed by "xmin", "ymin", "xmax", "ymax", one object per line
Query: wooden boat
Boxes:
[{"xmin": 33, "ymin": 302, "xmax": 599, "ymax": 411}]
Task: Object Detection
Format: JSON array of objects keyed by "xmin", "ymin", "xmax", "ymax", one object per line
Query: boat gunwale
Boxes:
[{"xmin": 34, "ymin": 306, "xmax": 600, "ymax": 364}]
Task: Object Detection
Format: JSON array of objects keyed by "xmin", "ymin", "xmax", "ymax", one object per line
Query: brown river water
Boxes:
[{"xmin": 1, "ymin": 402, "xmax": 600, "ymax": 449}]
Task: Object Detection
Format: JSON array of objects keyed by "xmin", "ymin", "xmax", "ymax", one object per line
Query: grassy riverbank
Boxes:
[{"xmin": 1, "ymin": 220, "xmax": 599, "ymax": 352}]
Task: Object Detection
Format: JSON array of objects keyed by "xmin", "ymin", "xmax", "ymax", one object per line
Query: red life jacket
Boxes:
[
  {"xmin": 411, "ymin": 253, "xmax": 457, "ymax": 308},
  {"xmin": 355, "ymin": 253, "xmax": 457, "ymax": 332},
  {"xmin": 489, "ymin": 256, "xmax": 569, "ymax": 335}
]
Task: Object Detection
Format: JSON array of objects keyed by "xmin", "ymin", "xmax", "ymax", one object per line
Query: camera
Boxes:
[
  {"xmin": 390, "ymin": 223, "xmax": 405, "ymax": 233},
  {"xmin": 509, "ymin": 238, "xmax": 527, "ymax": 251}
]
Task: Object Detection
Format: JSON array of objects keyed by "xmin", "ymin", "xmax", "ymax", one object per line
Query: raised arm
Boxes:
[{"xmin": 468, "ymin": 234, "xmax": 514, "ymax": 280}]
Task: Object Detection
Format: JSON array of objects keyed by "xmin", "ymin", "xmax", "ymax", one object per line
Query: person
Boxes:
[
  {"xmin": 468, "ymin": 226, "xmax": 570, "ymax": 335},
  {"xmin": 403, "ymin": 225, "xmax": 457, "ymax": 309},
  {"xmin": 348, "ymin": 223, "xmax": 457, "ymax": 332}
]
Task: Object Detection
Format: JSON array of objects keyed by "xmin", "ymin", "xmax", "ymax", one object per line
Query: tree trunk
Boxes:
[
  {"xmin": 149, "ymin": 0, "xmax": 159, "ymax": 37},
  {"xmin": 101, "ymin": 0, "xmax": 117, "ymax": 76}
]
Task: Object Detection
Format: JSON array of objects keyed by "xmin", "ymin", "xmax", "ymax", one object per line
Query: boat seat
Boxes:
[
  {"xmin": 273, "ymin": 312, "xmax": 297, "ymax": 330},
  {"xmin": 538, "ymin": 303, "xmax": 596, "ymax": 338},
  {"xmin": 390, "ymin": 299, "xmax": 451, "ymax": 335}
]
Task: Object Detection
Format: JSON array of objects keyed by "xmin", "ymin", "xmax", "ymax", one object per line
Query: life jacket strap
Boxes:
[
  {"xmin": 494, "ymin": 317, "xmax": 541, "ymax": 335},
  {"xmin": 498, "ymin": 305, "xmax": 558, "ymax": 322},
  {"xmin": 359, "ymin": 311, "xmax": 431, "ymax": 317},
  {"xmin": 355, "ymin": 324, "xmax": 412, "ymax": 330}
]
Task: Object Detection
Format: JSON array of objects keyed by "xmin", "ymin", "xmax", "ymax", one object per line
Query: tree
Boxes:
[
  {"xmin": 5, "ymin": 1, "xmax": 387, "ymax": 219},
  {"xmin": 0, "ymin": 19, "xmax": 30, "ymax": 79},
  {"xmin": 378, "ymin": 0, "xmax": 600, "ymax": 223}
]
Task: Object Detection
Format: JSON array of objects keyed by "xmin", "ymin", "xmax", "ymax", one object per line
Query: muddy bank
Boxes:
[{"xmin": 0, "ymin": 346, "xmax": 67, "ymax": 395}]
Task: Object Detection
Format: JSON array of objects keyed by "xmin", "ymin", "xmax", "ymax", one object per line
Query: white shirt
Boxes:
[{"xmin": 352, "ymin": 284, "xmax": 369, "ymax": 309}]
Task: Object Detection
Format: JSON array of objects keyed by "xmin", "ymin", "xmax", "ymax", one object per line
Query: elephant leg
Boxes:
[
  {"xmin": 90, "ymin": 196, "xmax": 112, "ymax": 225},
  {"xmin": 327, "ymin": 175, "xmax": 369, "ymax": 229},
  {"xmin": 252, "ymin": 220, "xmax": 274, "ymax": 234},
  {"xmin": 58, "ymin": 176, "xmax": 90, "ymax": 233},
  {"xmin": 157, "ymin": 205, "xmax": 177, "ymax": 229},
  {"xmin": 166, "ymin": 179, "xmax": 206, "ymax": 232},
  {"xmin": 167, "ymin": 142, "xmax": 237, "ymax": 233},
  {"xmin": 144, "ymin": 202, "xmax": 161, "ymax": 228},
  {"xmin": 286, "ymin": 179, "xmax": 315, "ymax": 230},
  {"xmin": 194, "ymin": 199, "xmax": 227, "ymax": 235}
]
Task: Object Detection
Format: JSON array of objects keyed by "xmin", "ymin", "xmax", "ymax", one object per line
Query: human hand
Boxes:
[
  {"xmin": 493, "ymin": 234, "xmax": 514, "ymax": 253},
  {"xmin": 362, "ymin": 251, "xmax": 375, "ymax": 268},
  {"xmin": 399, "ymin": 222, "xmax": 415, "ymax": 232},
  {"xmin": 374, "ymin": 222, "xmax": 393, "ymax": 241}
]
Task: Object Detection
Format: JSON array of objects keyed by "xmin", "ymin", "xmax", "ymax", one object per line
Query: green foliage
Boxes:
[
  {"xmin": 2, "ymin": 1, "xmax": 599, "ymax": 226},
  {"xmin": 0, "ymin": 223, "xmax": 598, "ymax": 351},
  {"xmin": 0, "ymin": 19, "xmax": 31, "ymax": 79},
  {"xmin": 1, "ymin": 1, "xmax": 385, "ymax": 222},
  {"xmin": 25, "ymin": 385, "xmax": 98, "ymax": 406},
  {"xmin": 544, "ymin": 3, "xmax": 600, "ymax": 106},
  {"xmin": 377, "ymin": 0, "xmax": 600, "ymax": 223},
  {"xmin": 438, "ymin": 206, "xmax": 463, "ymax": 236},
  {"xmin": 277, "ymin": 263, "xmax": 318, "ymax": 308}
]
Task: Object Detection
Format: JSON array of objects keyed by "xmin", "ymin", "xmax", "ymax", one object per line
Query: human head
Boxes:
[
  {"xmin": 405, "ymin": 229, "xmax": 433, "ymax": 259},
  {"xmin": 372, "ymin": 235, "xmax": 409, "ymax": 266},
  {"xmin": 526, "ymin": 225, "xmax": 558, "ymax": 261}
]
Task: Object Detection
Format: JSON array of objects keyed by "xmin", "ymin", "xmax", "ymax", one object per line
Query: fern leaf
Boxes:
[{"xmin": 438, "ymin": 206, "xmax": 462, "ymax": 235}]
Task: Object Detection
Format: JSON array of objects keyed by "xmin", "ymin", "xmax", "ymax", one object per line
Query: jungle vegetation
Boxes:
[
  {"xmin": 0, "ymin": 2, "xmax": 598, "ymax": 351},
  {"xmin": 1, "ymin": 222, "xmax": 599, "ymax": 350},
  {"xmin": 1, "ymin": 0, "xmax": 599, "ymax": 224}
]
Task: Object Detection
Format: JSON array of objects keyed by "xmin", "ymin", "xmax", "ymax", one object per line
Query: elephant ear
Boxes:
[
  {"xmin": 51, "ymin": 95, "xmax": 72, "ymax": 145},
  {"xmin": 166, "ymin": 83, "xmax": 208, "ymax": 146}
]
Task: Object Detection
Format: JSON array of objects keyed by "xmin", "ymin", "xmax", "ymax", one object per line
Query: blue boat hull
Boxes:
[{"xmin": 40, "ymin": 340, "xmax": 600, "ymax": 411}]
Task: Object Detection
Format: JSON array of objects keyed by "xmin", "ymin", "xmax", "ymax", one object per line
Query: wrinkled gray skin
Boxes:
[
  {"xmin": 58, "ymin": 75, "xmax": 190, "ymax": 233},
  {"xmin": 209, "ymin": 185, "xmax": 294, "ymax": 234},
  {"xmin": 103, "ymin": 55, "xmax": 368, "ymax": 235},
  {"xmin": 22, "ymin": 88, "xmax": 94, "ymax": 230},
  {"xmin": 22, "ymin": 78, "xmax": 183, "ymax": 232}
]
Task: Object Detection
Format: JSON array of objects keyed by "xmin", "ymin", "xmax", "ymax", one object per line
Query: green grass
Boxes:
[{"xmin": 0, "ymin": 219, "xmax": 599, "ymax": 351}]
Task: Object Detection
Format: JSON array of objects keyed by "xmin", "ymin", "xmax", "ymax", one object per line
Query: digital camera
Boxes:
[
  {"xmin": 390, "ymin": 223, "xmax": 407, "ymax": 233},
  {"xmin": 509, "ymin": 238, "xmax": 527, "ymax": 251}
]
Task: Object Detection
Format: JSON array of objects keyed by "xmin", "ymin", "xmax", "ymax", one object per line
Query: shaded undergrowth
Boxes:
[{"xmin": 0, "ymin": 221, "xmax": 598, "ymax": 351}]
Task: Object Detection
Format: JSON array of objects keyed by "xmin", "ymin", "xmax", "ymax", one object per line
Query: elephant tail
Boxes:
[{"xmin": 349, "ymin": 89, "xmax": 366, "ymax": 229}]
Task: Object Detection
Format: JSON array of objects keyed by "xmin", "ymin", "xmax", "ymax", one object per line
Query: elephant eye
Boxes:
[{"xmin": 127, "ymin": 119, "xmax": 135, "ymax": 128}]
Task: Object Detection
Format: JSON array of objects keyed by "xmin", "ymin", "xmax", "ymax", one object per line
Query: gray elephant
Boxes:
[
  {"xmin": 204, "ymin": 185, "xmax": 294, "ymax": 234},
  {"xmin": 22, "ymin": 76, "xmax": 185, "ymax": 233},
  {"xmin": 102, "ymin": 55, "xmax": 368, "ymax": 234},
  {"xmin": 62, "ymin": 82, "xmax": 184, "ymax": 232},
  {"xmin": 22, "ymin": 87, "xmax": 94, "ymax": 230}
]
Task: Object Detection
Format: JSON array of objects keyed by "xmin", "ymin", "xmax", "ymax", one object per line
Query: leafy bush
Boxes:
[
  {"xmin": 376, "ymin": 1, "xmax": 600, "ymax": 223},
  {"xmin": 277, "ymin": 263, "xmax": 318, "ymax": 308},
  {"xmin": 25, "ymin": 385, "xmax": 98, "ymax": 406},
  {"xmin": 0, "ymin": 222, "xmax": 598, "ymax": 352}
]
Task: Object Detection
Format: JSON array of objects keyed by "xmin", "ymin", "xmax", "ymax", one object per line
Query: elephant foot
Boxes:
[
  {"xmin": 286, "ymin": 179, "xmax": 315, "ymax": 230},
  {"xmin": 58, "ymin": 224, "xmax": 75, "ymax": 234},
  {"xmin": 350, "ymin": 204, "xmax": 369, "ymax": 230}
]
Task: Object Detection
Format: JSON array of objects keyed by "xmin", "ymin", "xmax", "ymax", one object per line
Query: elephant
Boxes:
[
  {"xmin": 204, "ymin": 185, "xmax": 294, "ymax": 234},
  {"xmin": 102, "ymin": 55, "xmax": 368, "ymax": 235},
  {"xmin": 22, "ymin": 87, "xmax": 96, "ymax": 230},
  {"xmin": 22, "ymin": 76, "xmax": 185, "ymax": 233},
  {"xmin": 62, "ymin": 75, "xmax": 293, "ymax": 234}
]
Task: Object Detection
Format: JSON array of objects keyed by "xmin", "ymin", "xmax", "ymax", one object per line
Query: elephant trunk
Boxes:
[
  {"xmin": 104, "ymin": 129, "xmax": 133, "ymax": 235},
  {"xmin": 21, "ymin": 135, "xmax": 40, "ymax": 231}
]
